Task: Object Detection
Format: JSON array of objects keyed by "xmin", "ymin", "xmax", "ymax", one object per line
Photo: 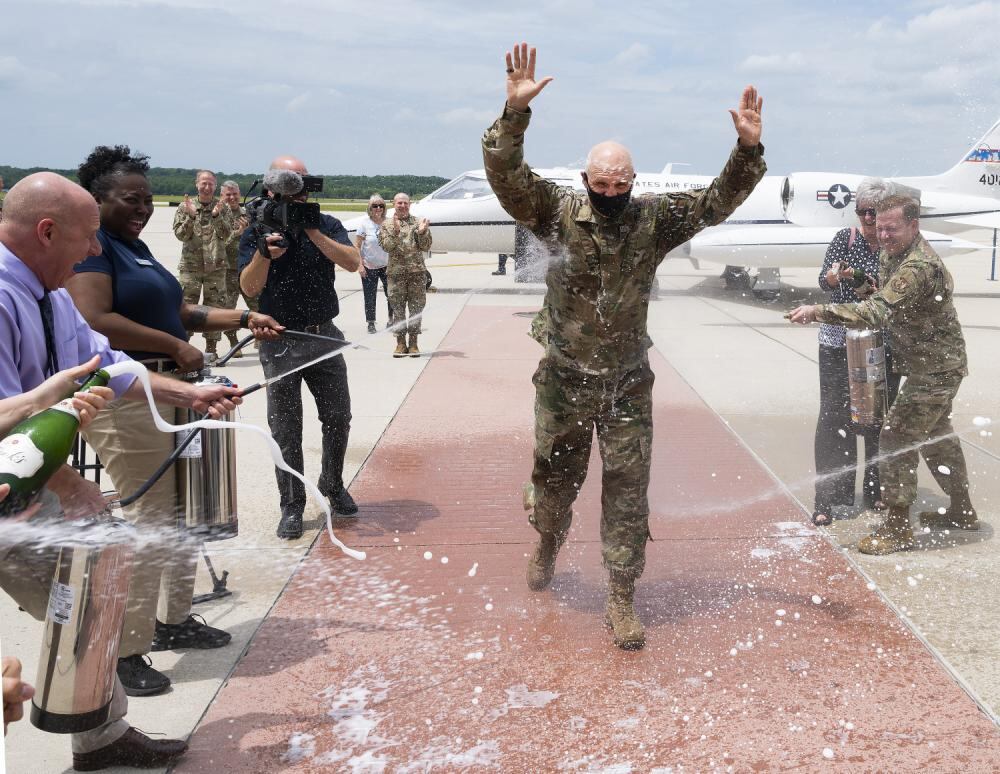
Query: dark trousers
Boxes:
[
  {"xmin": 361, "ymin": 266, "xmax": 390, "ymax": 322},
  {"xmin": 814, "ymin": 344, "xmax": 900, "ymax": 512},
  {"xmin": 258, "ymin": 321, "xmax": 352, "ymax": 515}
]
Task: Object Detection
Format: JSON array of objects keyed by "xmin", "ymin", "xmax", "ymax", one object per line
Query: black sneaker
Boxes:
[
  {"xmin": 116, "ymin": 655, "xmax": 171, "ymax": 697},
  {"xmin": 367, "ymin": 321, "xmax": 377, "ymax": 334},
  {"xmin": 328, "ymin": 488, "xmax": 359, "ymax": 516},
  {"xmin": 151, "ymin": 615, "xmax": 231, "ymax": 652},
  {"xmin": 276, "ymin": 510, "xmax": 304, "ymax": 539}
]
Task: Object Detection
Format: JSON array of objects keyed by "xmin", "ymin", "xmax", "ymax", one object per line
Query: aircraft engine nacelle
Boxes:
[{"xmin": 781, "ymin": 172, "xmax": 866, "ymax": 228}]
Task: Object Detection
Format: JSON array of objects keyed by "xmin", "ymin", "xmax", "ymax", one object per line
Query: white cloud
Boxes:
[
  {"xmin": 437, "ymin": 107, "xmax": 497, "ymax": 126},
  {"xmin": 286, "ymin": 92, "xmax": 311, "ymax": 112},
  {"xmin": 739, "ymin": 52, "xmax": 805, "ymax": 74},
  {"xmin": 613, "ymin": 43, "xmax": 651, "ymax": 66}
]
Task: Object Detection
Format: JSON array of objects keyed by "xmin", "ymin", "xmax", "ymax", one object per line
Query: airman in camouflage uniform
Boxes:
[
  {"xmin": 218, "ymin": 181, "xmax": 256, "ymax": 355},
  {"xmin": 484, "ymin": 43, "xmax": 766, "ymax": 649},
  {"xmin": 789, "ymin": 195, "xmax": 977, "ymax": 555},
  {"xmin": 378, "ymin": 192, "xmax": 432, "ymax": 357},
  {"xmin": 172, "ymin": 170, "xmax": 232, "ymax": 356}
]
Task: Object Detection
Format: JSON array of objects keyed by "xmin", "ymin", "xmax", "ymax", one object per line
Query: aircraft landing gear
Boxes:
[
  {"xmin": 721, "ymin": 265, "xmax": 755, "ymax": 291},
  {"xmin": 751, "ymin": 267, "xmax": 781, "ymax": 302}
]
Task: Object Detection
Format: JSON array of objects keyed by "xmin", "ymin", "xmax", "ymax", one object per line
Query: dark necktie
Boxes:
[{"xmin": 39, "ymin": 291, "xmax": 59, "ymax": 377}]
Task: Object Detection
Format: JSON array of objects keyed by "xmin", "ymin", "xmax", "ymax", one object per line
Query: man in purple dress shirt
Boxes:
[{"xmin": 0, "ymin": 173, "xmax": 241, "ymax": 771}]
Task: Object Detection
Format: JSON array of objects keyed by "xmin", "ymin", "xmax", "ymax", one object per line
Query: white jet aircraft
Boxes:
[{"xmin": 344, "ymin": 118, "xmax": 999, "ymax": 297}]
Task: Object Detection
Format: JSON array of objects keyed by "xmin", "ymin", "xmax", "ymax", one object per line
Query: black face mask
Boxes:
[{"xmin": 582, "ymin": 174, "xmax": 632, "ymax": 219}]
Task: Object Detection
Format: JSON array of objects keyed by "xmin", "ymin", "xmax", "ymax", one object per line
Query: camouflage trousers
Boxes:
[
  {"xmin": 223, "ymin": 257, "xmax": 259, "ymax": 336},
  {"xmin": 878, "ymin": 370, "xmax": 970, "ymax": 509},
  {"xmin": 388, "ymin": 269, "xmax": 427, "ymax": 335},
  {"xmin": 178, "ymin": 258, "xmax": 228, "ymax": 343},
  {"xmin": 530, "ymin": 355, "xmax": 654, "ymax": 579}
]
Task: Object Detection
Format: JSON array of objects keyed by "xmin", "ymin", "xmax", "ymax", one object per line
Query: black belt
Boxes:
[
  {"xmin": 302, "ymin": 321, "xmax": 332, "ymax": 334},
  {"xmin": 139, "ymin": 359, "xmax": 178, "ymax": 373}
]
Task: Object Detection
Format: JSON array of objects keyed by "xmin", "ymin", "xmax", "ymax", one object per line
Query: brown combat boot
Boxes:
[
  {"xmin": 226, "ymin": 332, "xmax": 242, "ymax": 358},
  {"xmin": 526, "ymin": 532, "xmax": 565, "ymax": 591},
  {"xmin": 605, "ymin": 572, "xmax": 645, "ymax": 650},
  {"xmin": 408, "ymin": 333, "xmax": 420, "ymax": 357},
  {"xmin": 857, "ymin": 506, "xmax": 914, "ymax": 555},
  {"xmin": 393, "ymin": 335, "xmax": 408, "ymax": 358},
  {"xmin": 918, "ymin": 501, "xmax": 980, "ymax": 531}
]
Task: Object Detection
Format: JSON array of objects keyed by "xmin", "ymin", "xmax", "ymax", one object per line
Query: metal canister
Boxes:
[
  {"xmin": 846, "ymin": 329, "xmax": 888, "ymax": 426},
  {"xmin": 31, "ymin": 518, "xmax": 135, "ymax": 733},
  {"xmin": 175, "ymin": 370, "xmax": 238, "ymax": 540}
]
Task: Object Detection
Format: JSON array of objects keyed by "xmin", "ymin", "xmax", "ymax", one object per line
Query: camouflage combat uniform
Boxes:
[
  {"xmin": 483, "ymin": 105, "xmax": 766, "ymax": 578},
  {"xmin": 378, "ymin": 216, "xmax": 432, "ymax": 334},
  {"xmin": 172, "ymin": 198, "xmax": 232, "ymax": 343},
  {"xmin": 815, "ymin": 234, "xmax": 970, "ymax": 510},
  {"xmin": 223, "ymin": 205, "xmax": 258, "ymax": 313}
]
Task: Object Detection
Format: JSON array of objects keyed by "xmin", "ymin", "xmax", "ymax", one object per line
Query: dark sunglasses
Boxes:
[
  {"xmin": 370, "ymin": 204, "xmax": 385, "ymax": 209},
  {"xmin": 856, "ymin": 207, "xmax": 877, "ymax": 219}
]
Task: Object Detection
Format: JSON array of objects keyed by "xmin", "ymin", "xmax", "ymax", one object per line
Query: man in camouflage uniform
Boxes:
[
  {"xmin": 172, "ymin": 170, "xmax": 232, "ymax": 359},
  {"xmin": 483, "ymin": 43, "xmax": 766, "ymax": 649},
  {"xmin": 378, "ymin": 192, "xmax": 432, "ymax": 357},
  {"xmin": 219, "ymin": 180, "xmax": 255, "ymax": 357},
  {"xmin": 789, "ymin": 195, "xmax": 976, "ymax": 555}
]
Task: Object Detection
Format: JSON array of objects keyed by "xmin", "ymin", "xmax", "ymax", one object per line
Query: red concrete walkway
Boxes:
[{"xmin": 180, "ymin": 305, "xmax": 1000, "ymax": 772}]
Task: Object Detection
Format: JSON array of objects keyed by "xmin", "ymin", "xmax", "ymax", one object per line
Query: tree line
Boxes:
[{"xmin": 0, "ymin": 165, "xmax": 449, "ymax": 199}]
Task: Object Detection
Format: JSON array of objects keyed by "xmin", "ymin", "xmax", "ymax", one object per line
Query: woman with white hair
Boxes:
[
  {"xmin": 811, "ymin": 177, "xmax": 900, "ymax": 526},
  {"xmin": 354, "ymin": 194, "xmax": 391, "ymax": 333}
]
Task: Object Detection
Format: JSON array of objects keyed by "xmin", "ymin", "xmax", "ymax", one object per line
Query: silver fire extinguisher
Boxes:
[
  {"xmin": 175, "ymin": 370, "xmax": 239, "ymax": 540},
  {"xmin": 31, "ymin": 518, "xmax": 135, "ymax": 733},
  {"xmin": 846, "ymin": 329, "xmax": 888, "ymax": 426}
]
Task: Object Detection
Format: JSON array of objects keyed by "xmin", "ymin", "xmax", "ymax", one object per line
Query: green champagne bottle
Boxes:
[{"xmin": 0, "ymin": 369, "xmax": 110, "ymax": 517}]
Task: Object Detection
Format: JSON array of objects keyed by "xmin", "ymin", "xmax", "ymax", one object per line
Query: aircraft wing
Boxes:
[{"xmin": 936, "ymin": 213, "xmax": 1000, "ymax": 230}]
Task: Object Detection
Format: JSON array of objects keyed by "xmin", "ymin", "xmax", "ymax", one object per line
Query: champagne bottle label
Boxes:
[
  {"xmin": 49, "ymin": 399, "xmax": 81, "ymax": 420},
  {"xmin": 0, "ymin": 434, "xmax": 46, "ymax": 478}
]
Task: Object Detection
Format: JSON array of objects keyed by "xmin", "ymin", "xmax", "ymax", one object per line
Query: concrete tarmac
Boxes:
[{"xmin": 3, "ymin": 208, "xmax": 1000, "ymax": 771}]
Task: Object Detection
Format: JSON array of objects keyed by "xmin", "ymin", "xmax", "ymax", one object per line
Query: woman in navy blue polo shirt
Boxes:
[{"xmin": 65, "ymin": 145, "xmax": 281, "ymax": 700}]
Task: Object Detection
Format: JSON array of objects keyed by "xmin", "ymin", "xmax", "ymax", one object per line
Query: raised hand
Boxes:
[
  {"xmin": 505, "ymin": 42, "xmax": 554, "ymax": 112},
  {"xmin": 417, "ymin": 218, "xmax": 430, "ymax": 234},
  {"xmin": 182, "ymin": 194, "xmax": 197, "ymax": 216},
  {"xmin": 729, "ymin": 85, "xmax": 763, "ymax": 147}
]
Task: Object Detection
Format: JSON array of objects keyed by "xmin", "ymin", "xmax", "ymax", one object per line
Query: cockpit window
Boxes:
[{"xmin": 432, "ymin": 174, "xmax": 494, "ymax": 200}]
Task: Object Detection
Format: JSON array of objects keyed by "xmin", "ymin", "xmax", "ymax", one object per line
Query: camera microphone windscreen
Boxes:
[{"xmin": 262, "ymin": 168, "xmax": 304, "ymax": 197}]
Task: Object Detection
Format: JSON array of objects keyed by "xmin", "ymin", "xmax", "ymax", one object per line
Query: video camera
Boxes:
[{"xmin": 245, "ymin": 169, "xmax": 324, "ymax": 252}]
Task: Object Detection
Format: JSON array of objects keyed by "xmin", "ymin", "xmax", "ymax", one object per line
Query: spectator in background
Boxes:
[
  {"xmin": 378, "ymin": 193, "xmax": 432, "ymax": 357},
  {"xmin": 172, "ymin": 170, "xmax": 232, "ymax": 361},
  {"xmin": 355, "ymin": 194, "xmax": 392, "ymax": 334},
  {"xmin": 219, "ymin": 180, "xmax": 254, "ymax": 356},
  {"xmin": 811, "ymin": 177, "xmax": 900, "ymax": 527}
]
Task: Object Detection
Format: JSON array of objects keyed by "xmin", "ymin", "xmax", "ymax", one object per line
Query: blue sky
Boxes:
[{"xmin": 2, "ymin": 0, "xmax": 996, "ymax": 179}]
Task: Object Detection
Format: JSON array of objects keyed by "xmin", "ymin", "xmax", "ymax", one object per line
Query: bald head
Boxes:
[
  {"xmin": 586, "ymin": 141, "xmax": 634, "ymax": 178},
  {"xmin": 0, "ymin": 172, "xmax": 101, "ymax": 290},
  {"xmin": 269, "ymin": 155, "xmax": 308, "ymax": 175}
]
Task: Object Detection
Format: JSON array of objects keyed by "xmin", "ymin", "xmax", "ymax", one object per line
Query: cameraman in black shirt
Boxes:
[{"xmin": 239, "ymin": 155, "xmax": 362, "ymax": 539}]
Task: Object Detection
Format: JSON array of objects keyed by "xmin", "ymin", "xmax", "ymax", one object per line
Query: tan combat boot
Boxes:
[
  {"xmin": 408, "ymin": 333, "xmax": 420, "ymax": 357},
  {"xmin": 857, "ymin": 506, "xmax": 914, "ymax": 555},
  {"xmin": 605, "ymin": 572, "xmax": 645, "ymax": 650},
  {"xmin": 393, "ymin": 335, "xmax": 408, "ymax": 358},
  {"xmin": 526, "ymin": 532, "xmax": 564, "ymax": 591},
  {"xmin": 918, "ymin": 501, "xmax": 980, "ymax": 531}
]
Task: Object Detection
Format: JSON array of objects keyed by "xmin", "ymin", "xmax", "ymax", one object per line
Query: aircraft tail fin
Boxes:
[{"xmin": 927, "ymin": 118, "xmax": 1000, "ymax": 198}]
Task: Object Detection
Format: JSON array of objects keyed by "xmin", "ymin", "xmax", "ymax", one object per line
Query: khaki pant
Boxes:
[
  {"xmin": 179, "ymin": 260, "xmax": 228, "ymax": 344},
  {"xmin": 388, "ymin": 269, "xmax": 427, "ymax": 335},
  {"xmin": 0, "ymin": 490, "xmax": 129, "ymax": 753},
  {"xmin": 83, "ymin": 391, "xmax": 197, "ymax": 656}
]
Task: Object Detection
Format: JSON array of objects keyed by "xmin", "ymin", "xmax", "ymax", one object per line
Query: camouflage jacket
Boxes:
[
  {"xmin": 815, "ymin": 234, "xmax": 967, "ymax": 376},
  {"xmin": 377, "ymin": 215, "xmax": 432, "ymax": 274},
  {"xmin": 172, "ymin": 198, "xmax": 234, "ymax": 272},
  {"xmin": 482, "ymin": 105, "xmax": 766, "ymax": 374},
  {"xmin": 224, "ymin": 205, "xmax": 247, "ymax": 263}
]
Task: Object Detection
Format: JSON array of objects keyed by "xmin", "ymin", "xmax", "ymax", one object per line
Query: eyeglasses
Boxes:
[
  {"xmin": 856, "ymin": 207, "xmax": 877, "ymax": 219},
  {"xmin": 370, "ymin": 204, "xmax": 385, "ymax": 209}
]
